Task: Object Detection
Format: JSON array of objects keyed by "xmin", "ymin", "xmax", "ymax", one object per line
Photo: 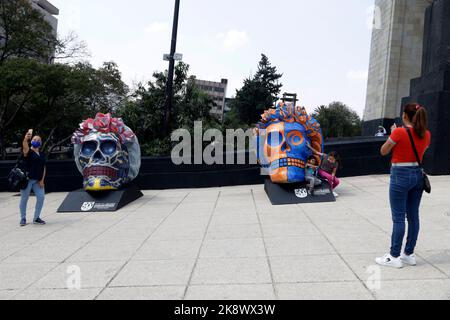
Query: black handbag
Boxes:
[
  {"xmin": 7, "ymin": 155, "xmax": 29, "ymax": 191},
  {"xmin": 406, "ymin": 128, "xmax": 431, "ymax": 194}
]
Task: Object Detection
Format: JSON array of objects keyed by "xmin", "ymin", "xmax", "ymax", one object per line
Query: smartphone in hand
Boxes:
[
  {"xmin": 26, "ymin": 129, "xmax": 33, "ymax": 141},
  {"xmin": 391, "ymin": 123, "xmax": 398, "ymax": 132}
]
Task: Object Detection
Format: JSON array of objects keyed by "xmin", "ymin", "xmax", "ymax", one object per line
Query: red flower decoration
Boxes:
[{"xmin": 72, "ymin": 113, "xmax": 136, "ymax": 145}]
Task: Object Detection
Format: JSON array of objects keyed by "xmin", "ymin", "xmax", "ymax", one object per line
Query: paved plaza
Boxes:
[{"xmin": 0, "ymin": 175, "xmax": 449, "ymax": 300}]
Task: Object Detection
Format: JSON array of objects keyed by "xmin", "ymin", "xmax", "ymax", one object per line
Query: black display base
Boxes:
[
  {"xmin": 57, "ymin": 185, "xmax": 144, "ymax": 213},
  {"xmin": 264, "ymin": 179, "xmax": 336, "ymax": 205}
]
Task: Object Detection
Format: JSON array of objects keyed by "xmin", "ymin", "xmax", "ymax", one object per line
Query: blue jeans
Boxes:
[
  {"xmin": 389, "ymin": 167, "xmax": 424, "ymax": 258},
  {"xmin": 20, "ymin": 180, "xmax": 45, "ymax": 220}
]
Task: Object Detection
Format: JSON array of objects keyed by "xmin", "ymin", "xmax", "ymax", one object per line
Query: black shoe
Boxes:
[
  {"xmin": 20, "ymin": 218, "xmax": 27, "ymax": 227},
  {"xmin": 33, "ymin": 218, "xmax": 46, "ymax": 225}
]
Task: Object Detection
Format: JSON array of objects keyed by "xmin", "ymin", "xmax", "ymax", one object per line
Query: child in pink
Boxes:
[{"xmin": 308, "ymin": 143, "xmax": 341, "ymax": 196}]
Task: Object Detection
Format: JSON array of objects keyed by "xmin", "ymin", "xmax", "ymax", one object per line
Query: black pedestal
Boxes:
[
  {"xmin": 402, "ymin": 0, "xmax": 450, "ymax": 175},
  {"xmin": 264, "ymin": 179, "xmax": 335, "ymax": 205},
  {"xmin": 57, "ymin": 185, "xmax": 144, "ymax": 213}
]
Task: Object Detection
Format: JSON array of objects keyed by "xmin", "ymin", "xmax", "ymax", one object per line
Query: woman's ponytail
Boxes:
[
  {"xmin": 413, "ymin": 107, "xmax": 428, "ymax": 138},
  {"xmin": 404, "ymin": 103, "xmax": 429, "ymax": 138}
]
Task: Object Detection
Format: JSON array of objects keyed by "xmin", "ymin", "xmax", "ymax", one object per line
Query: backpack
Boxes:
[{"xmin": 7, "ymin": 155, "xmax": 29, "ymax": 191}]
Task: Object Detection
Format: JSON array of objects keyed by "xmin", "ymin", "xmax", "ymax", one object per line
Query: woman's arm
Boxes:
[
  {"xmin": 380, "ymin": 140, "xmax": 396, "ymax": 156},
  {"xmin": 22, "ymin": 131, "xmax": 32, "ymax": 156},
  {"xmin": 381, "ymin": 124, "xmax": 398, "ymax": 156},
  {"xmin": 307, "ymin": 142, "xmax": 324, "ymax": 157},
  {"xmin": 332, "ymin": 167, "xmax": 337, "ymax": 178}
]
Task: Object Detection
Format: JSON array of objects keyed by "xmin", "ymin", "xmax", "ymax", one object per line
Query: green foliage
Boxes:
[
  {"xmin": 116, "ymin": 62, "xmax": 220, "ymax": 156},
  {"xmin": 0, "ymin": 0, "xmax": 56, "ymax": 64},
  {"xmin": 0, "ymin": 58, "xmax": 128, "ymax": 157},
  {"xmin": 312, "ymin": 102, "xmax": 362, "ymax": 139},
  {"xmin": 228, "ymin": 54, "xmax": 282, "ymax": 126}
]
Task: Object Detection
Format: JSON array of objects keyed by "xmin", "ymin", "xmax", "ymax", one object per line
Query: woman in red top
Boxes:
[{"xmin": 376, "ymin": 103, "xmax": 431, "ymax": 269}]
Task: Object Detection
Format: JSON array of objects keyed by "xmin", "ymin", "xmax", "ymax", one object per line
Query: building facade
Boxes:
[
  {"xmin": 30, "ymin": 0, "xmax": 59, "ymax": 34},
  {"xmin": 362, "ymin": 0, "xmax": 430, "ymax": 135},
  {"xmin": 1, "ymin": 1, "xmax": 59, "ymax": 62},
  {"xmin": 194, "ymin": 78, "xmax": 228, "ymax": 121}
]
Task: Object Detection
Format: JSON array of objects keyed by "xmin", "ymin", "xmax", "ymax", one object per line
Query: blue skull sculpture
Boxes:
[{"xmin": 256, "ymin": 102, "xmax": 323, "ymax": 184}]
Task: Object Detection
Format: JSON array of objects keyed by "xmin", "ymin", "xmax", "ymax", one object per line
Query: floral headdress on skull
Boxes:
[
  {"xmin": 72, "ymin": 113, "xmax": 136, "ymax": 145},
  {"xmin": 257, "ymin": 102, "xmax": 323, "ymax": 156}
]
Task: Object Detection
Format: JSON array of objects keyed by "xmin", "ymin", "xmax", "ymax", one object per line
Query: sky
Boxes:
[{"xmin": 51, "ymin": 0, "xmax": 375, "ymax": 116}]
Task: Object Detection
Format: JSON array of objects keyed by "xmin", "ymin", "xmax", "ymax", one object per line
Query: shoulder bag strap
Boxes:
[
  {"xmin": 406, "ymin": 128, "xmax": 422, "ymax": 167},
  {"xmin": 12, "ymin": 153, "xmax": 24, "ymax": 168}
]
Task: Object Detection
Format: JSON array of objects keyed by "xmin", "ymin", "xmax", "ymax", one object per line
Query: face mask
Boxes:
[{"xmin": 31, "ymin": 141, "xmax": 41, "ymax": 149}]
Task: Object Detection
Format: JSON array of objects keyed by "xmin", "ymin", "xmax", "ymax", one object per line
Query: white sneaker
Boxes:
[
  {"xmin": 375, "ymin": 254, "xmax": 404, "ymax": 269},
  {"xmin": 400, "ymin": 253, "xmax": 417, "ymax": 266},
  {"xmin": 333, "ymin": 192, "xmax": 339, "ymax": 197}
]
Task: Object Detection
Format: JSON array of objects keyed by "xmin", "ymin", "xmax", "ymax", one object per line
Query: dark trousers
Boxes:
[{"xmin": 389, "ymin": 166, "xmax": 424, "ymax": 258}]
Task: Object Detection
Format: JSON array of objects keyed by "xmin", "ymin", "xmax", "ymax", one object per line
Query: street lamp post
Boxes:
[{"xmin": 163, "ymin": 0, "xmax": 181, "ymax": 136}]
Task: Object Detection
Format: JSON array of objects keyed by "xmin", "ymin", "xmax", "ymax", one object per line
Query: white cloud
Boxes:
[
  {"xmin": 145, "ymin": 22, "xmax": 169, "ymax": 34},
  {"xmin": 217, "ymin": 29, "xmax": 249, "ymax": 52},
  {"xmin": 346, "ymin": 69, "xmax": 368, "ymax": 81}
]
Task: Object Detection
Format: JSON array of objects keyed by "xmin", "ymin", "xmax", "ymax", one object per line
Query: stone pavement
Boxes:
[{"xmin": 0, "ymin": 175, "xmax": 449, "ymax": 300}]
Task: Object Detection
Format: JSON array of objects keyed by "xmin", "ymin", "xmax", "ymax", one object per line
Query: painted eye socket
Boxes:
[
  {"xmin": 267, "ymin": 131, "xmax": 284, "ymax": 147},
  {"xmin": 286, "ymin": 131, "xmax": 304, "ymax": 146},
  {"xmin": 81, "ymin": 141, "xmax": 97, "ymax": 156},
  {"xmin": 100, "ymin": 141, "xmax": 117, "ymax": 156}
]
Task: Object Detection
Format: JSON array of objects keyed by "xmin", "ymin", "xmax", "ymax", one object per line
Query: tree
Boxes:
[
  {"xmin": 0, "ymin": 58, "xmax": 129, "ymax": 158},
  {"xmin": 29, "ymin": 61, "xmax": 128, "ymax": 151},
  {"xmin": 53, "ymin": 31, "xmax": 89, "ymax": 62},
  {"xmin": 116, "ymin": 62, "xmax": 219, "ymax": 156},
  {"xmin": 312, "ymin": 102, "xmax": 362, "ymax": 138},
  {"xmin": 0, "ymin": 0, "xmax": 56, "ymax": 64},
  {"xmin": 0, "ymin": 0, "xmax": 88, "ymax": 65},
  {"xmin": 230, "ymin": 54, "xmax": 283, "ymax": 125},
  {"xmin": 84, "ymin": 61, "xmax": 129, "ymax": 114}
]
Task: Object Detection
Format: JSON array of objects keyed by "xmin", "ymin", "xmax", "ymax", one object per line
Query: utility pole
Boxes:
[{"xmin": 163, "ymin": 0, "xmax": 181, "ymax": 136}]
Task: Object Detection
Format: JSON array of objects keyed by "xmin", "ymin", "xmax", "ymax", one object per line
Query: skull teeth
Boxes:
[
  {"xmin": 270, "ymin": 158, "xmax": 306, "ymax": 170},
  {"xmin": 83, "ymin": 166, "xmax": 118, "ymax": 179}
]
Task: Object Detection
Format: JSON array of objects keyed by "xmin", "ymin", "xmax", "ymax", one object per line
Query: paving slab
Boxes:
[
  {"xmin": 97, "ymin": 286, "xmax": 185, "ymax": 300},
  {"xmin": 133, "ymin": 239, "xmax": 202, "ymax": 261},
  {"xmin": 372, "ymin": 279, "xmax": 450, "ymax": 300},
  {"xmin": 276, "ymin": 282, "xmax": 374, "ymax": 300},
  {"xmin": 185, "ymin": 284, "xmax": 276, "ymax": 300},
  {"xmin": 199, "ymin": 238, "xmax": 266, "ymax": 258},
  {"xmin": 30, "ymin": 261, "xmax": 125, "ymax": 289},
  {"xmin": 0, "ymin": 290, "xmax": 19, "ymax": 300},
  {"xmin": 190, "ymin": 258, "xmax": 272, "ymax": 285},
  {"xmin": 265, "ymin": 235, "xmax": 335, "ymax": 257},
  {"xmin": 0, "ymin": 262, "xmax": 57, "ymax": 290},
  {"xmin": 270, "ymin": 255, "xmax": 359, "ymax": 283},
  {"xmin": 13, "ymin": 288, "xmax": 101, "ymax": 300},
  {"xmin": 110, "ymin": 260, "xmax": 195, "ymax": 287},
  {"xmin": 0, "ymin": 174, "xmax": 449, "ymax": 300},
  {"xmin": 206, "ymin": 223, "xmax": 262, "ymax": 240}
]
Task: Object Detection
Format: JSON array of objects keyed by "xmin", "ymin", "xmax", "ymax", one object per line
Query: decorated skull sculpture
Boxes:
[
  {"xmin": 256, "ymin": 102, "xmax": 323, "ymax": 184},
  {"xmin": 72, "ymin": 113, "xmax": 141, "ymax": 191}
]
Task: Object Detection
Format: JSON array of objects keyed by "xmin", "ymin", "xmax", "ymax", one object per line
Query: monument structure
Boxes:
[
  {"xmin": 363, "ymin": 0, "xmax": 431, "ymax": 135},
  {"xmin": 402, "ymin": 0, "xmax": 450, "ymax": 174}
]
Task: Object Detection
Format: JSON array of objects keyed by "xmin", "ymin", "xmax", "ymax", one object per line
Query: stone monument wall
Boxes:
[
  {"xmin": 363, "ymin": 0, "xmax": 430, "ymax": 135},
  {"xmin": 402, "ymin": 0, "xmax": 450, "ymax": 175}
]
